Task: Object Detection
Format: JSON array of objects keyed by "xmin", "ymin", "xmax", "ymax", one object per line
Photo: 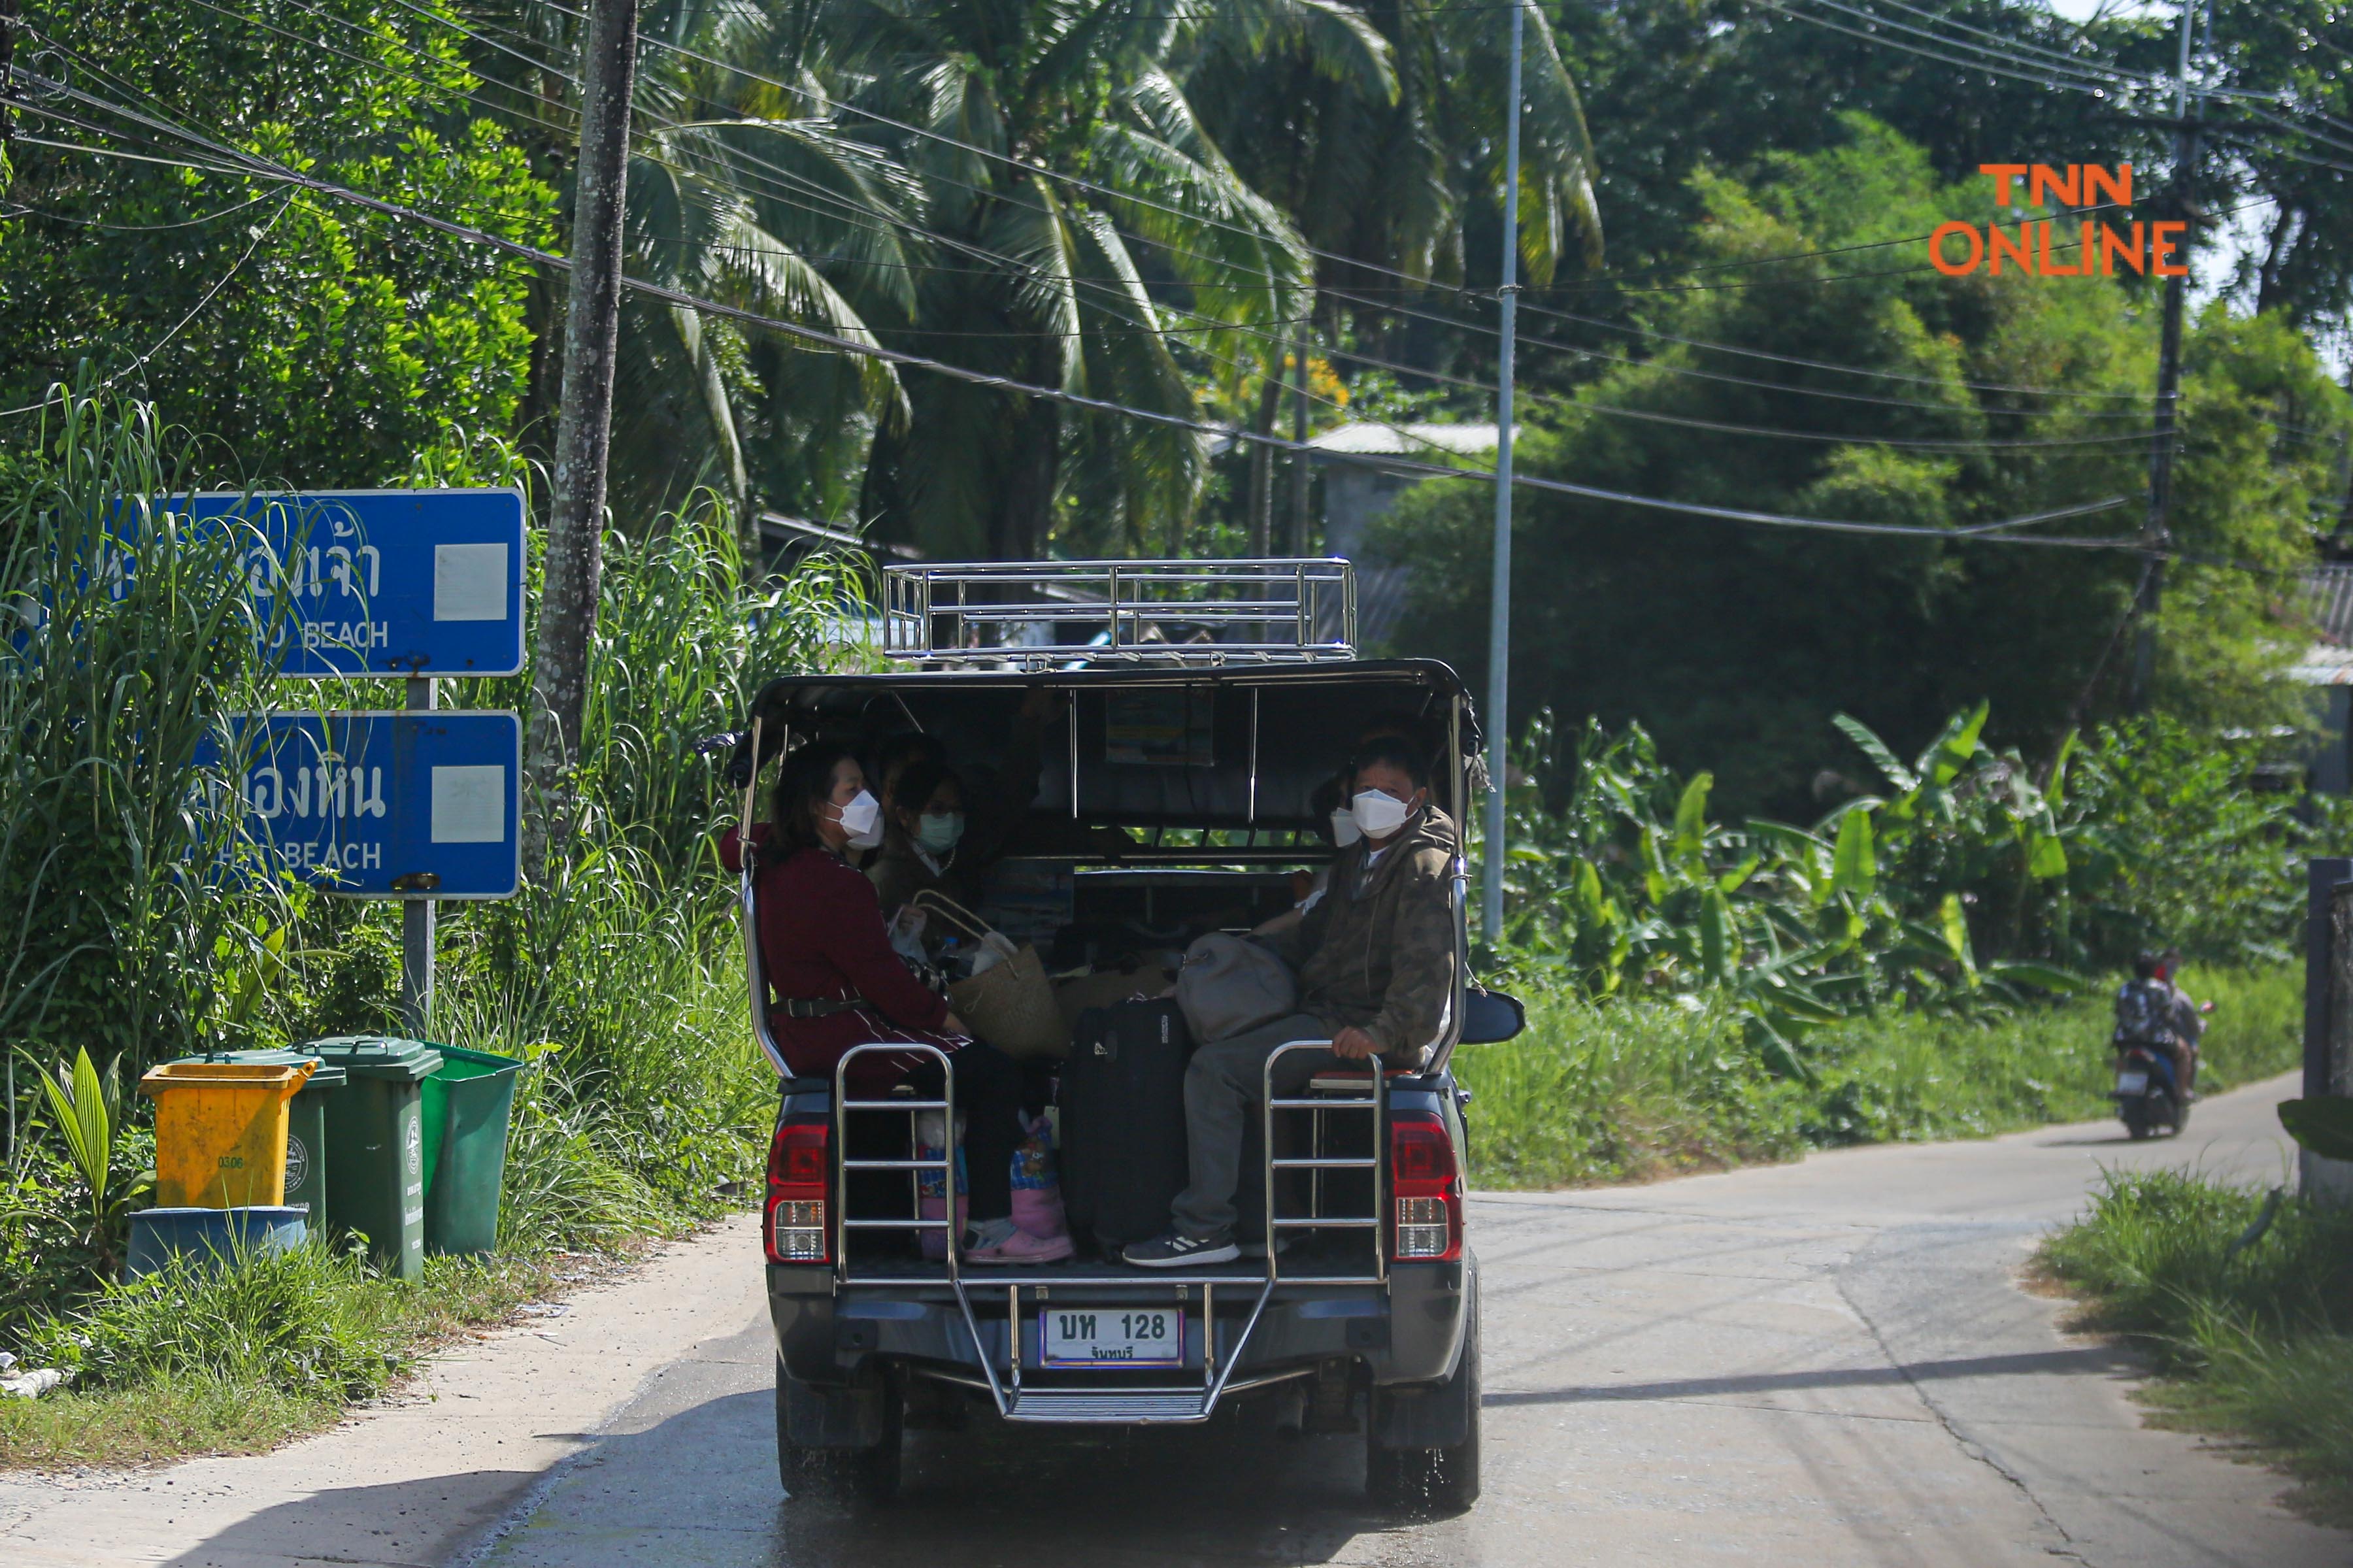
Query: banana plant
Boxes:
[{"xmin": 1477, "ymin": 702, "xmax": 2095, "ymax": 1078}]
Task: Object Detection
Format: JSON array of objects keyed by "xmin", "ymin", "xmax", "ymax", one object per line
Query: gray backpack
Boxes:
[{"xmin": 1176, "ymin": 933, "xmax": 1298, "ymax": 1043}]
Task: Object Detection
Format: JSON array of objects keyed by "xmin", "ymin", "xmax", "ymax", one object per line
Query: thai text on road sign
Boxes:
[
  {"xmin": 203, "ymin": 711, "xmax": 522, "ymax": 899},
  {"xmin": 177, "ymin": 488, "xmax": 526, "ymax": 677}
]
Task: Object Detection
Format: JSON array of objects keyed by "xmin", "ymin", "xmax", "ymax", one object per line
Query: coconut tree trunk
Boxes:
[
  {"xmin": 1244, "ymin": 369, "xmax": 1281, "ymax": 556},
  {"xmin": 522, "ymin": 0, "xmax": 641, "ymax": 874},
  {"xmin": 993, "ymin": 401, "xmax": 1060, "ymax": 562}
]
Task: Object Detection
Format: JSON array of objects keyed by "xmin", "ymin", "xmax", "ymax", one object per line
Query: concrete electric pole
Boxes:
[
  {"xmin": 2131, "ymin": 0, "xmax": 2203, "ymax": 710},
  {"xmin": 1482, "ymin": 0, "xmax": 1524, "ymax": 944}
]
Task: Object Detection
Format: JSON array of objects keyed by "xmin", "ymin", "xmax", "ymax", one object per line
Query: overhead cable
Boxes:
[{"xmin": 9, "ymin": 79, "xmax": 2148, "ymax": 551}]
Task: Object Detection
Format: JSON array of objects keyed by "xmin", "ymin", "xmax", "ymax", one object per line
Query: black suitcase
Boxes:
[{"xmin": 1060, "ymin": 999, "xmax": 1193, "ymax": 1250}]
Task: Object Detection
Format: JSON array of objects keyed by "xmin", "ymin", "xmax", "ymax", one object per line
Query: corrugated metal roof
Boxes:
[
  {"xmin": 2309, "ymin": 564, "xmax": 2353, "ymax": 646},
  {"xmin": 1307, "ymin": 422, "xmax": 1514, "ymax": 458},
  {"xmin": 2289, "ymin": 642, "xmax": 2353, "ymax": 685}
]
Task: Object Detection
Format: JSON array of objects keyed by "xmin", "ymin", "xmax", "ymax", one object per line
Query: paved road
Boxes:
[{"xmin": 466, "ymin": 1072, "xmax": 2343, "ymax": 1568}]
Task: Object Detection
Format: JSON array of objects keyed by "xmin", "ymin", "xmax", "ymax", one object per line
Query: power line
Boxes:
[
  {"xmin": 12, "ymin": 83, "xmax": 2150, "ymax": 551},
  {"xmin": 69, "ymin": 0, "xmax": 2179, "ymax": 421},
  {"xmin": 12, "ymin": 77, "xmax": 2178, "ymax": 463},
  {"xmin": 0, "ymin": 190, "xmax": 278, "ymax": 229},
  {"xmin": 14, "ymin": 54, "xmax": 2219, "ymax": 466},
  {"xmin": 0, "ymin": 191, "xmax": 293, "ymax": 416}
]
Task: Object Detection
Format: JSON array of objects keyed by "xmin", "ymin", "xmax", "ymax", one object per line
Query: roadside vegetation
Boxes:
[
  {"xmin": 0, "ymin": 399, "xmax": 810, "ymax": 1465},
  {"xmin": 0, "ymin": 390, "xmax": 2329, "ymax": 1468},
  {"xmin": 1459, "ymin": 964, "xmax": 2303, "ymax": 1189},
  {"xmin": 2039, "ymin": 1171, "xmax": 2353, "ymax": 1522}
]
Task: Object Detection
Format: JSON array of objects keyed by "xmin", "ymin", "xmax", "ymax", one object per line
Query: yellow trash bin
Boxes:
[{"xmin": 139, "ymin": 1060, "xmax": 317, "ymax": 1209}]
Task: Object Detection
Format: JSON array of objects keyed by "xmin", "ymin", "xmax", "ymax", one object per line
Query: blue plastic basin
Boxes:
[{"xmin": 124, "ymin": 1206, "xmax": 310, "ymax": 1280}]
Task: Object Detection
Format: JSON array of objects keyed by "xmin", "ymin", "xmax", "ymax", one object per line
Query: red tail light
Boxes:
[
  {"xmin": 765, "ymin": 1121, "xmax": 830, "ymax": 1264},
  {"xmin": 1390, "ymin": 1112, "xmax": 1462, "ymax": 1262}
]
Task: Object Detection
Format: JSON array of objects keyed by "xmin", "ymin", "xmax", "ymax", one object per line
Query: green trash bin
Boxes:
[
  {"xmin": 419, "ymin": 1043, "xmax": 523, "ymax": 1256},
  {"xmin": 163, "ymin": 1050, "xmax": 348, "ymax": 1226},
  {"xmin": 301, "ymin": 1036, "xmax": 443, "ymax": 1281}
]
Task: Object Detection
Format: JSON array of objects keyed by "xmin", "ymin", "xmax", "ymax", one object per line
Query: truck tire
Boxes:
[
  {"xmin": 775, "ymin": 1357, "xmax": 903, "ymax": 1503},
  {"xmin": 1366, "ymin": 1280, "xmax": 1480, "ymax": 1512}
]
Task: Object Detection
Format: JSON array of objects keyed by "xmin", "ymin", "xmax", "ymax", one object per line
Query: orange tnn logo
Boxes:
[{"xmin": 1929, "ymin": 165, "xmax": 2186, "ymax": 278}]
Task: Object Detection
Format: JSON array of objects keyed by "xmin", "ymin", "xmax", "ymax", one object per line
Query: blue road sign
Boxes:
[
  {"xmin": 204, "ymin": 711, "xmax": 522, "ymax": 899},
  {"xmin": 180, "ymin": 489, "xmax": 526, "ymax": 678}
]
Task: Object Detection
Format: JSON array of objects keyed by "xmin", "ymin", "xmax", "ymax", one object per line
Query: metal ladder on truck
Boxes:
[{"xmin": 829, "ymin": 1041, "xmax": 1386, "ymax": 1424}]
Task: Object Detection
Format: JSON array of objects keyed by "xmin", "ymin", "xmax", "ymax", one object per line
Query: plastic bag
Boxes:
[{"xmin": 1009, "ymin": 1114, "xmax": 1068, "ymax": 1240}]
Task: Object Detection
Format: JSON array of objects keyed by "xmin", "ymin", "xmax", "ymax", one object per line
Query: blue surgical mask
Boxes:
[{"xmin": 916, "ymin": 812, "xmax": 965, "ymax": 854}]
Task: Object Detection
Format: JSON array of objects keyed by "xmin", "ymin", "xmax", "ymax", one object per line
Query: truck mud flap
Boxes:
[
  {"xmin": 782, "ymin": 1359, "xmax": 892, "ymax": 1448},
  {"xmin": 1369, "ymin": 1274, "xmax": 1476, "ymax": 1450}
]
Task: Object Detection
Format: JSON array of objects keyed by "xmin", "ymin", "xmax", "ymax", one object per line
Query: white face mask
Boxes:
[
  {"xmin": 1329, "ymin": 806, "xmax": 1361, "ymax": 848},
  {"xmin": 1350, "ymin": 788, "xmax": 1414, "ymax": 841},
  {"xmin": 832, "ymin": 788, "xmax": 884, "ymax": 848}
]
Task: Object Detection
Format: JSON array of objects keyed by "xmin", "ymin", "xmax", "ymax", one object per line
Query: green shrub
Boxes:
[{"xmin": 1458, "ymin": 966, "xmax": 2301, "ymax": 1188}]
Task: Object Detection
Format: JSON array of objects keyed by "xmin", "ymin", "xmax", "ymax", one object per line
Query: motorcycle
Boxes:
[
  {"xmin": 2111, "ymin": 1043, "xmax": 2186, "ymax": 1139},
  {"xmin": 2112, "ymin": 999, "xmax": 2214, "ymax": 1141}
]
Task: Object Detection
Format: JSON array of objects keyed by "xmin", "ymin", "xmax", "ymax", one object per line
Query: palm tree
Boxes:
[
  {"xmin": 455, "ymin": 0, "xmax": 914, "ymax": 536},
  {"xmin": 1182, "ymin": 0, "xmax": 1603, "ymax": 535},
  {"xmin": 782, "ymin": 0, "xmax": 1318, "ymax": 559}
]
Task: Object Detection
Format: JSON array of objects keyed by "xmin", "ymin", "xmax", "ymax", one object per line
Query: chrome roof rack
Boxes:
[{"xmin": 882, "ymin": 559, "xmax": 1357, "ymax": 670}]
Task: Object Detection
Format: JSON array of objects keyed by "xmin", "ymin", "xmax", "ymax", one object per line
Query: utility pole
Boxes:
[
  {"xmin": 1481, "ymin": 0, "xmax": 1524, "ymax": 945},
  {"xmin": 522, "ymin": 0, "xmax": 641, "ymax": 873},
  {"xmin": 2131, "ymin": 0, "xmax": 2201, "ymax": 710},
  {"xmin": 1287, "ymin": 325, "xmax": 1313, "ymax": 554}
]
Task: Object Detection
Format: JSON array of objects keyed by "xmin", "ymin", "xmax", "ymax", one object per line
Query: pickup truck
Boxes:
[{"xmin": 727, "ymin": 561, "xmax": 1524, "ymax": 1509}]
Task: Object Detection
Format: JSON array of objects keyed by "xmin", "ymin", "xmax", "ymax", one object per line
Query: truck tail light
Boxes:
[
  {"xmin": 1390, "ymin": 1112, "xmax": 1463, "ymax": 1262},
  {"xmin": 765, "ymin": 1120, "xmax": 830, "ymax": 1264}
]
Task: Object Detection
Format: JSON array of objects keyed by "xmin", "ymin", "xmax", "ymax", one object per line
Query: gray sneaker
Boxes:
[{"xmin": 1123, "ymin": 1230, "xmax": 1239, "ymax": 1267}]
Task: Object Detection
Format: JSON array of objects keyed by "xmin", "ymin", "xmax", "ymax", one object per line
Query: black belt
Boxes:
[{"xmin": 776, "ymin": 995, "xmax": 871, "ymax": 1019}]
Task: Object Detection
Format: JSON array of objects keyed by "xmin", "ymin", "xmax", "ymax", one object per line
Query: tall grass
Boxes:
[
  {"xmin": 1458, "ymin": 964, "xmax": 2305, "ymax": 1189},
  {"xmin": 0, "ymin": 393, "xmax": 296, "ymax": 1073},
  {"xmin": 0, "ymin": 1240, "xmax": 585, "ymax": 1467},
  {"xmin": 2040, "ymin": 1170, "xmax": 2353, "ymax": 1518}
]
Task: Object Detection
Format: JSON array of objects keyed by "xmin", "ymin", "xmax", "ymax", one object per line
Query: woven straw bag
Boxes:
[{"xmin": 912, "ymin": 890, "xmax": 1071, "ymax": 1060}]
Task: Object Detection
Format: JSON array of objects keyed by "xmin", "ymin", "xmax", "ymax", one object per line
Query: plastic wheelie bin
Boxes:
[
  {"xmin": 419, "ymin": 1044, "xmax": 524, "ymax": 1256},
  {"xmin": 301, "ymin": 1036, "xmax": 444, "ymax": 1281},
  {"xmin": 139, "ymin": 1059, "xmax": 316, "ymax": 1208},
  {"xmin": 160, "ymin": 1050, "xmax": 346, "ymax": 1226}
]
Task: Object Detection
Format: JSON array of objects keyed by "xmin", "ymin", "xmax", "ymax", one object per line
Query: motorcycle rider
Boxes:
[
  {"xmin": 2160, "ymin": 946, "xmax": 2206, "ymax": 1099},
  {"xmin": 2112, "ymin": 948, "xmax": 2197, "ymax": 1101}
]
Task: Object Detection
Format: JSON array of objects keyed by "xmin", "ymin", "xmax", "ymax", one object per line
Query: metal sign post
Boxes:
[{"xmin": 401, "ymin": 676, "xmax": 438, "ymax": 1037}]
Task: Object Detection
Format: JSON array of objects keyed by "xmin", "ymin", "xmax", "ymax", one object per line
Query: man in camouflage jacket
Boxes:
[
  {"xmin": 1127, "ymin": 737, "xmax": 1460, "ymax": 1266},
  {"xmin": 1288, "ymin": 798, "xmax": 1460, "ymax": 1067}
]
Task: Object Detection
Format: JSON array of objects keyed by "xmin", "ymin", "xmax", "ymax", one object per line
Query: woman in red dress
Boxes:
[{"xmin": 721, "ymin": 742, "xmax": 1068, "ymax": 1264}]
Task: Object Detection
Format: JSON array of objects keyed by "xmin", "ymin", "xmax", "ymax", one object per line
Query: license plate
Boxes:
[
  {"xmin": 2115, "ymin": 1071, "xmax": 2148, "ymax": 1095},
  {"xmin": 1040, "ymin": 1307, "xmax": 1184, "ymax": 1367}
]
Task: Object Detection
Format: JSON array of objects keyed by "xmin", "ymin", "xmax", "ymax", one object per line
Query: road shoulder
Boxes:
[{"xmin": 0, "ymin": 1212, "xmax": 765, "ymax": 1568}]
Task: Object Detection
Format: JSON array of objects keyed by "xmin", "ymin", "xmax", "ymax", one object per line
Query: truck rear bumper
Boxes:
[{"xmin": 767, "ymin": 1259, "xmax": 1469, "ymax": 1403}]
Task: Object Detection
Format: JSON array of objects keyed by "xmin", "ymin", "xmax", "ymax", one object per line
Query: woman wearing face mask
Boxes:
[
  {"xmin": 719, "ymin": 743, "xmax": 1067, "ymax": 1264},
  {"xmin": 866, "ymin": 759, "xmax": 978, "ymax": 919}
]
